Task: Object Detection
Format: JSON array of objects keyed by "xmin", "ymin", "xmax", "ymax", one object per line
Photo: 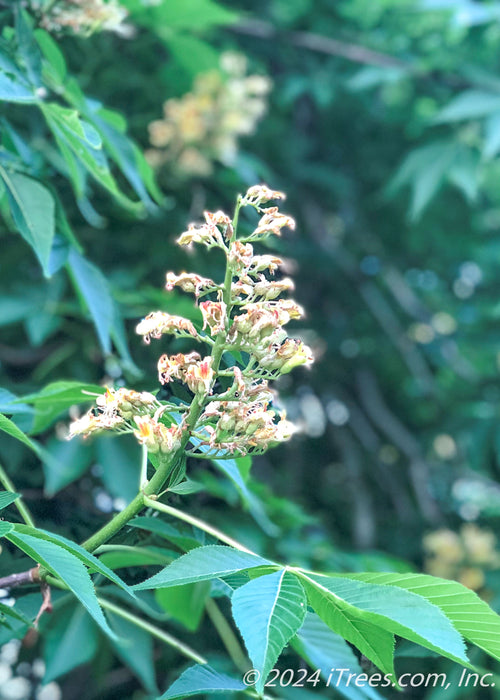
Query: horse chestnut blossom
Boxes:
[
  {"xmin": 146, "ymin": 53, "xmax": 271, "ymax": 177},
  {"xmin": 69, "ymin": 185, "xmax": 313, "ymax": 467},
  {"xmin": 37, "ymin": 0, "xmax": 129, "ymax": 36}
]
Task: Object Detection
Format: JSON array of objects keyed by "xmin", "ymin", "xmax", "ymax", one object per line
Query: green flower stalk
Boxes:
[{"xmin": 69, "ymin": 184, "xmax": 313, "ymax": 474}]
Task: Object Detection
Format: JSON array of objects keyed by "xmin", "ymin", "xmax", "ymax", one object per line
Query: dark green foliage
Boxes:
[{"xmin": 2, "ymin": 1, "xmax": 500, "ymax": 698}]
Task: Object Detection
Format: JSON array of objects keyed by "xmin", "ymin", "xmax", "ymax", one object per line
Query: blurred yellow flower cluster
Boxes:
[
  {"xmin": 146, "ymin": 52, "xmax": 272, "ymax": 177},
  {"xmin": 423, "ymin": 524, "xmax": 500, "ymax": 591},
  {"xmin": 38, "ymin": 0, "xmax": 128, "ymax": 36}
]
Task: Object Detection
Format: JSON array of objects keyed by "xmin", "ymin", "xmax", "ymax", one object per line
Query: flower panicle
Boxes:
[
  {"xmin": 68, "ymin": 185, "xmax": 313, "ymax": 463},
  {"xmin": 145, "ymin": 52, "xmax": 272, "ymax": 177},
  {"xmin": 38, "ymin": 0, "xmax": 129, "ymax": 36}
]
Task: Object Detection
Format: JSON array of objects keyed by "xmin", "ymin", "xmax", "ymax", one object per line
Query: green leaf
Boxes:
[
  {"xmin": 0, "ymin": 389, "xmax": 33, "ymax": 434},
  {"xmin": 232, "ymin": 570, "xmax": 307, "ymax": 693},
  {"xmin": 19, "ymin": 380, "xmax": 104, "ymax": 409},
  {"xmin": 129, "ymin": 516, "xmax": 203, "ymax": 551},
  {"xmin": 160, "ymin": 664, "xmax": 245, "ymax": 699},
  {"xmin": 96, "ymin": 436, "xmax": 141, "ymax": 505},
  {"xmin": 447, "ymin": 148, "xmax": 480, "ymax": 201},
  {"xmin": 0, "ymin": 295, "xmax": 39, "ymax": 327},
  {"xmin": 346, "ymin": 572, "xmax": 500, "ymax": 664},
  {"xmin": 347, "ymin": 66, "xmax": 406, "ymax": 92},
  {"xmin": 299, "ymin": 573, "xmax": 396, "ymax": 678},
  {"xmin": 0, "ymin": 522, "xmax": 14, "ymax": 537},
  {"xmin": 25, "ymin": 307, "xmax": 62, "ymax": 347},
  {"xmin": 15, "ymin": 9, "xmax": 42, "ymax": 86},
  {"xmin": 0, "ymin": 602, "xmax": 31, "ymax": 628},
  {"xmin": 43, "ymin": 438, "xmax": 94, "ymax": 496},
  {"xmin": 0, "ymin": 169, "xmax": 55, "ymax": 275},
  {"xmin": 18, "ymin": 380, "xmax": 105, "ymax": 435},
  {"xmin": 211, "ymin": 456, "xmax": 279, "ymax": 536},
  {"xmin": 5, "ymin": 531, "xmax": 117, "ymax": 640},
  {"xmin": 301, "ymin": 573, "xmax": 467, "ymax": 667},
  {"xmin": 43, "ymin": 603, "xmax": 99, "ymax": 683},
  {"xmin": 42, "ymin": 103, "xmax": 141, "ymax": 211},
  {"xmin": 108, "ymin": 611, "xmax": 158, "ymax": 694},
  {"xmin": 410, "ymin": 148, "xmax": 456, "ymax": 220},
  {"xmin": 0, "ymin": 71, "xmax": 37, "ymax": 103},
  {"xmin": 67, "ymin": 249, "xmax": 115, "ymax": 353},
  {"xmin": 89, "ymin": 106, "xmax": 162, "ymax": 207},
  {"xmin": 13, "ymin": 524, "xmax": 137, "ymax": 601},
  {"xmin": 99, "ymin": 546, "xmax": 174, "ymax": 570},
  {"xmin": 42, "ymin": 103, "xmax": 101, "ymax": 149},
  {"xmin": 156, "ymin": 581, "xmax": 210, "ymax": 631},
  {"xmin": 388, "ymin": 142, "xmax": 457, "ymax": 220},
  {"xmin": 165, "ymin": 34, "xmax": 220, "ymax": 78},
  {"xmin": 483, "ymin": 112, "xmax": 500, "ymax": 159},
  {"xmin": 0, "ymin": 593, "xmax": 43, "ymax": 644},
  {"xmin": 292, "ymin": 612, "xmax": 385, "ymax": 700},
  {"xmin": 167, "ymin": 478, "xmax": 204, "ymax": 495},
  {"xmin": 434, "ymin": 91, "xmax": 500, "ymax": 123},
  {"xmin": 134, "ymin": 545, "xmax": 272, "ymax": 590},
  {"xmin": 0, "ymin": 417, "xmax": 62, "ymax": 478},
  {"xmin": 0, "ymin": 491, "xmax": 19, "ymax": 511},
  {"xmin": 109, "ymin": 308, "xmax": 143, "ymax": 378},
  {"xmin": 124, "ymin": 0, "xmax": 236, "ymax": 31},
  {"xmin": 34, "ymin": 29, "xmax": 67, "ymax": 84},
  {"xmin": 0, "ymin": 413, "xmax": 40, "ymax": 454}
]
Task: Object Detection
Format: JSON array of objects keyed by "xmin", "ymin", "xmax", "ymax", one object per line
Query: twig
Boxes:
[
  {"xmin": 0, "ymin": 567, "xmax": 39, "ymax": 590},
  {"xmin": 0, "ymin": 342, "xmax": 60, "ymax": 367},
  {"xmin": 338, "ymin": 394, "xmax": 414, "ymax": 522},
  {"xmin": 332, "ymin": 429, "xmax": 376, "ymax": 548},
  {"xmin": 356, "ymin": 369, "xmax": 441, "ymax": 523},
  {"xmin": 228, "ymin": 19, "xmax": 410, "ymax": 70},
  {"xmin": 302, "ymin": 199, "xmax": 436, "ymax": 393},
  {"xmin": 358, "ymin": 280, "xmax": 435, "ymax": 394},
  {"xmin": 143, "ymin": 496, "xmax": 257, "ymax": 555}
]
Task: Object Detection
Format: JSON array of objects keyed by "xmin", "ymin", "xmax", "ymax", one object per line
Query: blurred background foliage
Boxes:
[{"xmin": 3, "ymin": 0, "xmax": 500, "ymax": 697}]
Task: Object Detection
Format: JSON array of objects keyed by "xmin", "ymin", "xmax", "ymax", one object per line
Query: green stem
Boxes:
[
  {"xmin": 81, "ymin": 491, "xmax": 145, "ymax": 553},
  {"xmin": 185, "ymin": 451, "xmax": 237, "ymax": 460},
  {"xmin": 98, "ymin": 598, "xmax": 207, "ymax": 665},
  {"xmin": 143, "ymin": 497, "xmax": 256, "ymax": 555},
  {"xmin": 94, "ymin": 544, "xmax": 174, "ymax": 565},
  {"xmin": 205, "ymin": 598, "xmax": 248, "ymax": 672},
  {"xmin": 0, "ymin": 462, "xmax": 35, "ymax": 527},
  {"xmin": 139, "ymin": 445, "xmax": 148, "ymax": 489},
  {"xmin": 232, "ymin": 194, "xmax": 243, "ymax": 239},
  {"xmin": 81, "ymin": 399, "xmax": 208, "ymax": 553}
]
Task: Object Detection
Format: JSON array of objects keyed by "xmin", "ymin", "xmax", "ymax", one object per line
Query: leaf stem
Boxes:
[
  {"xmin": 205, "ymin": 598, "xmax": 248, "ymax": 672},
  {"xmin": 94, "ymin": 544, "xmax": 174, "ymax": 565},
  {"xmin": 0, "ymin": 462, "xmax": 35, "ymax": 527},
  {"xmin": 143, "ymin": 496, "xmax": 255, "ymax": 555},
  {"xmin": 98, "ymin": 597, "xmax": 207, "ymax": 665}
]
